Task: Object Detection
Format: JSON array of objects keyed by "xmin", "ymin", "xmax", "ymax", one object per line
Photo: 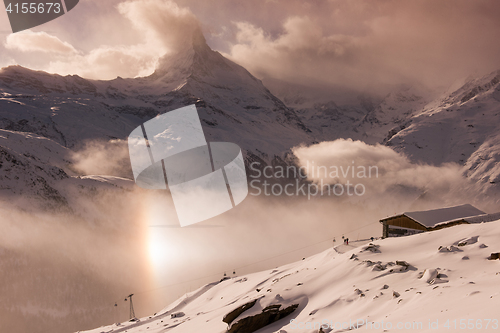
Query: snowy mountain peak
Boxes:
[
  {"xmin": 151, "ymin": 26, "xmax": 212, "ymax": 79},
  {"xmin": 439, "ymin": 69, "xmax": 500, "ymax": 106},
  {"xmin": 136, "ymin": 29, "xmax": 313, "ymax": 157},
  {"xmin": 148, "ymin": 26, "xmax": 264, "ymax": 94}
]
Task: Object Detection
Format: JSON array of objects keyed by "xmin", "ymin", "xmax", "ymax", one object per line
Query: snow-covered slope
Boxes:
[
  {"xmin": 0, "ymin": 128, "xmax": 133, "ymax": 212},
  {"xmin": 356, "ymin": 84, "xmax": 435, "ymax": 144},
  {"xmin": 387, "ymin": 71, "xmax": 500, "ymax": 164},
  {"xmin": 386, "ymin": 70, "xmax": 500, "ymax": 193},
  {"xmin": 0, "ymin": 128, "xmax": 74, "ymax": 203},
  {"xmin": 82, "ymin": 220, "xmax": 500, "ymax": 333},
  {"xmin": 285, "ymin": 83, "xmax": 436, "ymax": 145}
]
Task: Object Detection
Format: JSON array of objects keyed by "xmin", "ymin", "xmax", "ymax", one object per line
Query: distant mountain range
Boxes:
[
  {"xmin": 0, "ymin": 29, "xmax": 312, "ymax": 160},
  {"xmin": 2, "ymin": 29, "xmax": 500, "ymax": 205},
  {"xmin": 1, "ymin": 29, "xmax": 500, "ymax": 205}
]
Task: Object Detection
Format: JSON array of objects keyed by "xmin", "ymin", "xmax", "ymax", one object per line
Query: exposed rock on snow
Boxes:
[
  {"xmin": 489, "ymin": 253, "xmax": 500, "ymax": 260},
  {"xmin": 438, "ymin": 245, "xmax": 463, "ymax": 253},
  {"xmin": 456, "ymin": 236, "xmax": 479, "ymax": 246},
  {"xmin": 361, "ymin": 243, "xmax": 381, "ymax": 253},
  {"xmin": 395, "ymin": 260, "xmax": 411, "ymax": 271},
  {"xmin": 223, "ymin": 299, "xmax": 257, "ymax": 325},
  {"xmin": 227, "ymin": 303, "xmax": 299, "ymax": 333},
  {"xmin": 420, "ymin": 269, "xmax": 439, "ymax": 284}
]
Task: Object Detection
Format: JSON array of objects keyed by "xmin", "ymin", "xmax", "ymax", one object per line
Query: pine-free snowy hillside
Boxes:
[
  {"xmin": 0, "ymin": 128, "xmax": 133, "ymax": 211},
  {"xmin": 386, "ymin": 71, "xmax": 500, "ymax": 192},
  {"xmin": 355, "ymin": 84, "xmax": 435, "ymax": 144},
  {"xmin": 0, "ymin": 28, "xmax": 312, "ymax": 160},
  {"xmin": 83, "ymin": 220, "xmax": 500, "ymax": 333}
]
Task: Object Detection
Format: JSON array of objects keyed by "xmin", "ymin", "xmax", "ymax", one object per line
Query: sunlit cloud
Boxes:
[
  {"xmin": 2, "ymin": 0, "xmax": 500, "ymax": 90},
  {"xmin": 5, "ymin": 30, "xmax": 78, "ymax": 54},
  {"xmin": 291, "ymin": 139, "xmax": 499, "ymax": 212},
  {"xmin": 225, "ymin": 0, "xmax": 500, "ymax": 92},
  {"xmin": 1, "ymin": 0, "xmax": 201, "ymax": 79}
]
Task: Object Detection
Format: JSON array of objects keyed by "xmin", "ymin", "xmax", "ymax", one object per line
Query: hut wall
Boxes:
[{"xmin": 382, "ymin": 216, "xmax": 427, "ymax": 231}]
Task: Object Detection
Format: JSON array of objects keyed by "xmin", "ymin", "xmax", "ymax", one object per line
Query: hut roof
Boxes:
[{"xmin": 381, "ymin": 204, "xmax": 486, "ymax": 229}]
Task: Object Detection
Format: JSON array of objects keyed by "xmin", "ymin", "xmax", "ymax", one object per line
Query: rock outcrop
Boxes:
[{"xmin": 224, "ymin": 303, "xmax": 299, "ymax": 333}]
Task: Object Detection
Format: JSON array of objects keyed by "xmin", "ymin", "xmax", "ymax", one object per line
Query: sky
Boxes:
[{"xmin": 1, "ymin": 0, "xmax": 500, "ymax": 95}]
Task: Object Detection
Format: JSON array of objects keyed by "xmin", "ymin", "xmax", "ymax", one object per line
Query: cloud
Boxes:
[
  {"xmin": 225, "ymin": 0, "xmax": 500, "ymax": 93},
  {"xmin": 293, "ymin": 139, "xmax": 410, "ymax": 183},
  {"xmin": 52, "ymin": 0, "xmax": 201, "ymax": 79},
  {"xmin": 47, "ymin": 44, "xmax": 162, "ymax": 79},
  {"xmin": 3, "ymin": 0, "xmax": 500, "ymax": 89},
  {"xmin": 118, "ymin": 0, "xmax": 200, "ymax": 54},
  {"xmin": 0, "ymin": 183, "xmax": 153, "ymax": 332},
  {"xmin": 5, "ymin": 30, "xmax": 78, "ymax": 54},
  {"xmin": 69, "ymin": 139, "xmax": 132, "ymax": 178},
  {"xmin": 292, "ymin": 139, "xmax": 498, "ymax": 211},
  {"xmin": 228, "ymin": 17, "xmax": 358, "ymax": 84},
  {"xmin": 2, "ymin": 0, "xmax": 201, "ymax": 79}
]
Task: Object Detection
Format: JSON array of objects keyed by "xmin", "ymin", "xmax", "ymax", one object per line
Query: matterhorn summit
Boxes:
[{"xmin": 142, "ymin": 27, "xmax": 314, "ymax": 158}]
